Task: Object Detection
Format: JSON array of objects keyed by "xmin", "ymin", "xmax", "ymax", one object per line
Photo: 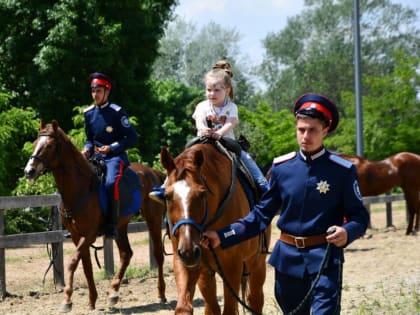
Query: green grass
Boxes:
[{"xmin": 345, "ymin": 279, "xmax": 419, "ymax": 314}]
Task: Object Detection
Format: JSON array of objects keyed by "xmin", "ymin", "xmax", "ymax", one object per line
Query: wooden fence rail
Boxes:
[
  {"xmin": 0, "ymin": 194, "xmax": 156, "ymax": 299},
  {"xmin": 0, "ymin": 193, "xmax": 406, "ymax": 299}
]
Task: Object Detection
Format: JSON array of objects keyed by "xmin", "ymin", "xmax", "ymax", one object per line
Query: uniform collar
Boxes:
[
  {"xmin": 299, "ymin": 147, "xmax": 326, "ymax": 163},
  {"xmin": 96, "ymin": 102, "xmax": 109, "ymax": 109}
]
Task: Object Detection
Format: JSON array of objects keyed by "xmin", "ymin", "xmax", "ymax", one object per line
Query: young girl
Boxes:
[
  {"xmin": 149, "ymin": 60, "xmax": 268, "ymax": 203},
  {"xmin": 192, "ymin": 60, "xmax": 269, "ymax": 194}
]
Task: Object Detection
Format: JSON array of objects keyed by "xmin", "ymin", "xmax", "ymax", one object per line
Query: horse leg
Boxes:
[
  {"xmin": 414, "ymin": 196, "xmax": 420, "ymax": 233},
  {"xmin": 403, "ymin": 188, "xmax": 417, "ymax": 235},
  {"xmin": 79, "ymin": 244, "xmax": 98, "ymax": 310},
  {"xmin": 245, "ymin": 255, "xmax": 266, "ymax": 314},
  {"xmin": 220, "ymin": 261, "xmax": 242, "ymax": 315},
  {"xmin": 197, "ymin": 266, "xmax": 221, "ymax": 315},
  {"xmin": 173, "ymin": 255, "xmax": 199, "ymax": 315},
  {"xmin": 59, "ymin": 236, "xmax": 97, "ymax": 313},
  {"xmin": 108, "ymin": 224, "xmax": 133, "ymax": 305}
]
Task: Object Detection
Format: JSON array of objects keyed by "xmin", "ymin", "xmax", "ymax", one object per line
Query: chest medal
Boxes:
[{"xmin": 316, "ymin": 180, "xmax": 330, "ymax": 194}]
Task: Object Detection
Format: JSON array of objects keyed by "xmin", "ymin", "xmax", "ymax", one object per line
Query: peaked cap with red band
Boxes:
[
  {"xmin": 293, "ymin": 93, "xmax": 339, "ymax": 133},
  {"xmin": 90, "ymin": 72, "xmax": 112, "ymax": 90}
]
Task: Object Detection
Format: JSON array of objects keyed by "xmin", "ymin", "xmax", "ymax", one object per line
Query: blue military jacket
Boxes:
[
  {"xmin": 83, "ymin": 102, "xmax": 138, "ymax": 163},
  {"xmin": 217, "ymin": 148, "xmax": 369, "ymax": 278}
]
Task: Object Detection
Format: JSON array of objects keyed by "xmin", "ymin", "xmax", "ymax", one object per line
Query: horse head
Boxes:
[
  {"xmin": 24, "ymin": 119, "xmax": 64, "ymax": 182},
  {"xmin": 161, "ymin": 146, "xmax": 208, "ymax": 268}
]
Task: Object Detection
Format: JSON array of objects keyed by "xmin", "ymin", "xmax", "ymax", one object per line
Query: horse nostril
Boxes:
[
  {"xmin": 193, "ymin": 245, "xmax": 202, "ymax": 260},
  {"xmin": 25, "ymin": 168, "xmax": 35, "ymax": 178}
]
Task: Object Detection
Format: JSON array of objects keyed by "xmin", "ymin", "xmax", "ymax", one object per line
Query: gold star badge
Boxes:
[
  {"xmin": 316, "ymin": 180, "xmax": 330, "ymax": 194},
  {"xmin": 106, "ymin": 126, "xmax": 113, "ymax": 133}
]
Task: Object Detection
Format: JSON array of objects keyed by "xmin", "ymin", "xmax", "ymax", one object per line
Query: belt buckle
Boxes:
[{"xmin": 294, "ymin": 237, "xmax": 307, "ymax": 248}]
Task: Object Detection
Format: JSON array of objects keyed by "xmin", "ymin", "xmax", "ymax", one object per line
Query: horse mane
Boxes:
[
  {"xmin": 173, "ymin": 144, "xmax": 227, "ymax": 180},
  {"xmin": 43, "ymin": 121, "xmax": 93, "ymax": 175}
]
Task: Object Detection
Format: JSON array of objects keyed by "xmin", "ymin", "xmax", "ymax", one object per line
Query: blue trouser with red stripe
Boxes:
[
  {"xmin": 104, "ymin": 157, "xmax": 125, "ymax": 237},
  {"xmin": 105, "ymin": 156, "xmax": 125, "ymax": 202}
]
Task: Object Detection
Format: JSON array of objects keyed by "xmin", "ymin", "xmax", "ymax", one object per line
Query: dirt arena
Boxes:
[{"xmin": 0, "ymin": 202, "xmax": 419, "ymax": 314}]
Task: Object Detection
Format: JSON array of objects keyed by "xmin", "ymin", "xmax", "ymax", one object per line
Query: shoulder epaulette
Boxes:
[
  {"xmin": 83, "ymin": 104, "xmax": 95, "ymax": 113},
  {"xmin": 110, "ymin": 103, "xmax": 121, "ymax": 111},
  {"xmin": 273, "ymin": 152, "xmax": 297, "ymax": 165},
  {"xmin": 329, "ymin": 154, "xmax": 352, "ymax": 169}
]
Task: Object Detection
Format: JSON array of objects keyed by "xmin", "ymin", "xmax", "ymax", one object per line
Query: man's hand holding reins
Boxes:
[{"xmin": 201, "ymin": 231, "xmax": 221, "ymax": 249}]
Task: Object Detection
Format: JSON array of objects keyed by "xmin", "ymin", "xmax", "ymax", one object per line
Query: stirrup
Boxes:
[{"xmin": 148, "ymin": 186, "xmax": 165, "ymax": 205}]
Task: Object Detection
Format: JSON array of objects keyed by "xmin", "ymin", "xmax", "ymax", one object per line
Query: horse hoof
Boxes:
[
  {"xmin": 108, "ymin": 293, "xmax": 119, "ymax": 306},
  {"xmin": 58, "ymin": 302, "xmax": 72, "ymax": 313}
]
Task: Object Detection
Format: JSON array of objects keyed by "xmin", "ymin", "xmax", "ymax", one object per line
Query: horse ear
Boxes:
[
  {"xmin": 52, "ymin": 119, "xmax": 59, "ymax": 131},
  {"xmin": 160, "ymin": 147, "xmax": 175, "ymax": 172},
  {"xmin": 40, "ymin": 119, "xmax": 45, "ymax": 129}
]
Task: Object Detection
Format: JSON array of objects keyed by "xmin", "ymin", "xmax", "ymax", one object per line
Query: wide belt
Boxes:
[{"xmin": 279, "ymin": 232, "xmax": 327, "ymax": 249}]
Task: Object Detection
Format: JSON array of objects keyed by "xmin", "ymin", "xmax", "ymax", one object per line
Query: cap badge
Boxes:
[
  {"xmin": 106, "ymin": 126, "xmax": 113, "ymax": 133},
  {"xmin": 316, "ymin": 180, "xmax": 330, "ymax": 194}
]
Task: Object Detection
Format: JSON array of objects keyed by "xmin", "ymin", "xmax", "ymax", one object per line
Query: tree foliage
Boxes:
[
  {"xmin": 0, "ymin": 0, "xmax": 176, "ymax": 162},
  {"xmin": 0, "ymin": 92, "xmax": 39, "ymax": 195},
  {"xmin": 259, "ymin": 0, "xmax": 419, "ymax": 115},
  {"xmin": 337, "ymin": 50, "xmax": 420, "ymax": 159},
  {"xmin": 152, "ymin": 16, "xmax": 255, "ymax": 106}
]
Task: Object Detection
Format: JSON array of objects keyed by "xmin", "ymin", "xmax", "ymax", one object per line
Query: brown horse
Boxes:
[
  {"xmin": 340, "ymin": 152, "xmax": 420, "ymax": 235},
  {"xmin": 160, "ymin": 143, "xmax": 270, "ymax": 315},
  {"xmin": 23, "ymin": 120, "xmax": 166, "ymax": 312}
]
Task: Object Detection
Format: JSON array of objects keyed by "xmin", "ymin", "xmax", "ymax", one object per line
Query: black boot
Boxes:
[{"xmin": 105, "ymin": 199, "xmax": 119, "ymax": 239}]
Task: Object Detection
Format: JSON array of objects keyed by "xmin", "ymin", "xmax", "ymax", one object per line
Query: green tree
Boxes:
[
  {"xmin": 152, "ymin": 16, "xmax": 255, "ymax": 106},
  {"xmin": 148, "ymin": 79, "xmax": 202, "ymax": 156},
  {"xmin": 0, "ymin": 92, "xmax": 39, "ymax": 195},
  {"xmin": 238, "ymin": 103, "xmax": 297, "ymax": 167},
  {"xmin": 0, "ymin": 0, "xmax": 176, "ymax": 162},
  {"xmin": 337, "ymin": 50, "xmax": 420, "ymax": 159},
  {"xmin": 259, "ymin": 0, "xmax": 419, "ymax": 114}
]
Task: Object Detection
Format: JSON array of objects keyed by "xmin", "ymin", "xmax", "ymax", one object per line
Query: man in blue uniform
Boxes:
[
  {"xmin": 201, "ymin": 93, "xmax": 369, "ymax": 314},
  {"xmin": 82, "ymin": 72, "xmax": 138, "ymax": 239}
]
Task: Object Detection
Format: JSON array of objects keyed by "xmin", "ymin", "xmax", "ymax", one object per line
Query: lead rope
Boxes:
[
  {"xmin": 287, "ymin": 243, "xmax": 332, "ymax": 315},
  {"xmin": 208, "ymin": 243, "xmax": 262, "ymax": 315}
]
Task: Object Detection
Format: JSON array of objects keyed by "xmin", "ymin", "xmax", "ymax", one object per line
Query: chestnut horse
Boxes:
[
  {"xmin": 340, "ymin": 152, "xmax": 420, "ymax": 235},
  {"xmin": 160, "ymin": 143, "xmax": 270, "ymax": 315},
  {"xmin": 23, "ymin": 120, "xmax": 167, "ymax": 312}
]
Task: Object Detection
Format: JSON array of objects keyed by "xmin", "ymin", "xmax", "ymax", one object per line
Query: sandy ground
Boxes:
[{"xmin": 0, "ymin": 202, "xmax": 419, "ymax": 314}]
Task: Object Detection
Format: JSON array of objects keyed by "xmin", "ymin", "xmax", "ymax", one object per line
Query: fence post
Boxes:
[
  {"xmin": 385, "ymin": 191, "xmax": 393, "ymax": 227},
  {"xmin": 365, "ymin": 203, "xmax": 372, "ymax": 229},
  {"xmin": 51, "ymin": 206, "xmax": 65, "ymax": 287},
  {"xmin": 0, "ymin": 209, "xmax": 5, "ymax": 299},
  {"xmin": 103, "ymin": 237, "xmax": 114, "ymax": 276}
]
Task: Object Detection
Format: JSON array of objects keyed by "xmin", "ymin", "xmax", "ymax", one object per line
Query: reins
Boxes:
[
  {"xmin": 207, "ymin": 243, "xmax": 262, "ymax": 315},
  {"xmin": 286, "ymin": 243, "xmax": 333, "ymax": 315},
  {"xmin": 169, "ymin": 140, "xmax": 238, "ymax": 236}
]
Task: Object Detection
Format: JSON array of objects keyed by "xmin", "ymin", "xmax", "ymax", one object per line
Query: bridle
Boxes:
[
  {"xmin": 168, "ymin": 175, "xmax": 210, "ymax": 236},
  {"xmin": 29, "ymin": 132, "xmax": 62, "ymax": 174},
  {"xmin": 168, "ymin": 142, "xmax": 237, "ymax": 237}
]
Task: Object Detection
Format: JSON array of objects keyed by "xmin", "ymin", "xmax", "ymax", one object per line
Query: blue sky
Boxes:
[{"xmin": 174, "ymin": 0, "xmax": 419, "ymax": 65}]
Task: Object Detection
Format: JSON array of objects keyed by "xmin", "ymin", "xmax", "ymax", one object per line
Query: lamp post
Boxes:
[{"xmin": 354, "ymin": 0, "xmax": 364, "ymax": 156}]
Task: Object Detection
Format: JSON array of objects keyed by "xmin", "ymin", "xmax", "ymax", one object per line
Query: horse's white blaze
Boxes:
[
  {"xmin": 173, "ymin": 180, "xmax": 193, "ymax": 238},
  {"xmin": 173, "ymin": 180, "xmax": 191, "ymax": 218},
  {"xmin": 24, "ymin": 135, "xmax": 48, "ymax": 179}
]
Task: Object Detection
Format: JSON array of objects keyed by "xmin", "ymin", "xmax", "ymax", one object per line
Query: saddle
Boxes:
[
  {"xmin": 89, "ymin": 155, "xmax": 141, "ymax": 217},
  {"xmin": 185, "ymin": 137, "xmax": 269, "ymax": 254}
]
